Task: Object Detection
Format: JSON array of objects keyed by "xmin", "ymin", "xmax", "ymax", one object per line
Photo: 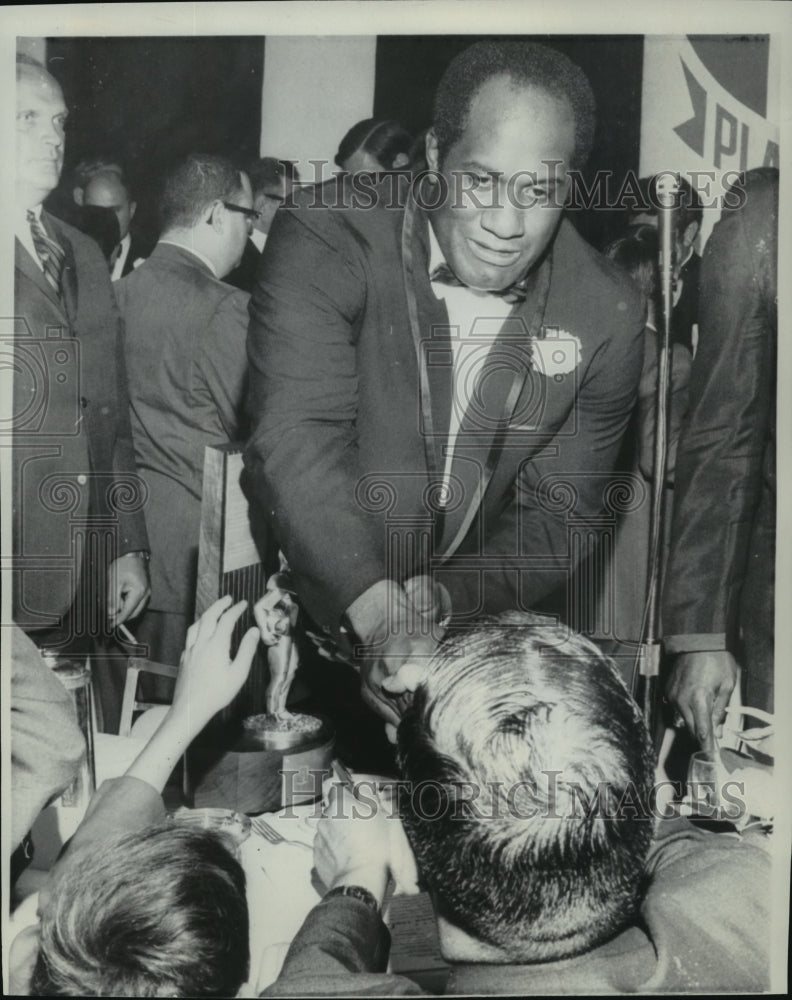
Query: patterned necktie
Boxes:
[
  {"xmin": 430, "ymin": 261, "xmax": 528, "ymax": 304},
  {"xmin": 27, "ymin": 210, "xmax": 65, "ymax": 296}
]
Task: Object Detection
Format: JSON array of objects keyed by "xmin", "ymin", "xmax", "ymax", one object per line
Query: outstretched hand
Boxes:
[
  {"xmin": 666, "ymin": 650, "xmax": 739, "ymax": 754},
  {"xmin": 170, "ymin": 596, "xmax": 259, "ymax": 736},
  {"xmin": 124, "ymin": 596, "xmax": 258, "ymax": 796}
]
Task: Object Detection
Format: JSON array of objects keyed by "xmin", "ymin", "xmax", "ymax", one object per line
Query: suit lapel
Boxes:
[
  {"xmin": 437, "ymin": 250, "xmax": 553, "ymax": 559},
  {"xmin": 401, "ymin": 192, "xmax": 454, "ymax": 480},
  {"xmin": 15, "ymin": 236, "xmax": 69, "ymax": 321}
]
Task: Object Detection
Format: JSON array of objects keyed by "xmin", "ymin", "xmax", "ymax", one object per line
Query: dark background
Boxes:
[
  {"xmin": 42, "ymin": 34, "xmax": 643, "ymax": 250},
  {"xmin": 44, "ymin": 36, "xmax": 264, "ymax": 244}
]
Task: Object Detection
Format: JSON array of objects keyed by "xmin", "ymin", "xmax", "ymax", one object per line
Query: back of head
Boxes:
[
  {"xmin": 397, "ymin": 613, "xmax": 655, "ymax": 962},
  {"xmin": 248, "ymin": 157, "xmax": 299, "ymax": 199},
  {"xmin": 432, "ymin": 41, "xmax": 596, "ymax": 169},
  {"xmin": 605, "ymin": 227, "xmax": 658, "ymax": 302},
  {"xmin": 159, "ymin": 152, "xmax": 243, "ymax": 233},
  {"xmin": 31, "ymin": 824, "xmax": 249, "ymax": 997},
  {"xmin": 335, "ymin": 118, "xmax": 413, "ymax": 171}
]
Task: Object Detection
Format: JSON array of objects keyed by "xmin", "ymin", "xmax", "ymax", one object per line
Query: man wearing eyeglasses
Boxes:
[{"xmin": 115, "ymin": 153, "xmax": 253, "ymax": 672}]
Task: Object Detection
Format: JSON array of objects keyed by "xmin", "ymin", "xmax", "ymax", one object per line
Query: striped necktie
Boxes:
[
  {"xmin": 429, "ymin": 262, "xmax": 528, "ymax": 304},
  {"xmin": 27, "ymin": 210, "xmax": 65, "ymax": 296}
]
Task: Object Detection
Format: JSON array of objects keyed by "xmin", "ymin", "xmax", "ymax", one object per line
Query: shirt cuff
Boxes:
[{"xmin": 663, "ymin": 633, "xmax": 728, "ymax": 654}]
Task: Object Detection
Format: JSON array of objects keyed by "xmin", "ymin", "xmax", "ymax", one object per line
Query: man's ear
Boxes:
[
  {"xmin": 681, "ymin": 219, "xmax": 699, "ymax": 250},
  {"xmin": 206, "ymin": 201, "xmax": 223, "ymax": 232},
  {"xmin": 425, "ymin": 128, "xmax": 440, "ymax": 172},
  {"xmin": 73, "ymin": 186, "xmax": 84, "ymax": 206},
  {"xmin": 129, "ymin": 200, "xmax": 137, "ymax": 221}
]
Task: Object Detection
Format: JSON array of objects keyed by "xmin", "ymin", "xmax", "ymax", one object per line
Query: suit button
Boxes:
[
  {"xmin": 80, "ymin": 396, "xmax": 88, "ymax": 408},
  {"xmin": 77, "ymin": 474, "xmax": 87, "ymax": 486}
]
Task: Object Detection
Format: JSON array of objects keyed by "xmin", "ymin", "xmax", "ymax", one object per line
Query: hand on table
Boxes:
[
  {"xmin": 666, "ymin": 650, "xmax": 740, "ymax": 754},
  {"xmin": 107, "ymin": 553, "xmax": 150, "ymax": 626},
  {"xmin": 314, "ymin": 784, "xmax": 417, "ymax": 906}
]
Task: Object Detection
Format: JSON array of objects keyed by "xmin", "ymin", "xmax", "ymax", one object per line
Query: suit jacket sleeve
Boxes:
[
  {"xmin": 110, "ymin": 295, "xmax": 151, "ymax": 556},
  {"xmin": 263, "ymin": 896, "xmax": 424, "ymax": 997},
  {"xmin": 195, "ymin": 287, "xmax": 251, "ymax": 440},
  {"xmin": 663, "ymin": 185, "xmax": 776, "ymax": 651},
  {"xmin": 439, "ymin": 301, "xmax": 645, "ymax": 615},
  {"xmin": 37, "ymin": 775, "xmax": 165, "ymax": 918},
  {"xmin": 57, "ymin": 218, "xmax": 150, "ymax": 558},
  {"xmin": 244, "ymin": 208, "xmax": 388, "ymax": 630}
]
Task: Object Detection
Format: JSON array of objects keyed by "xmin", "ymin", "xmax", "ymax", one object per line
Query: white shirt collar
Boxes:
[
  {"xmin": 158, "ymin": 238, "xmax": 218, "ymax": 277},
  {"xmin": 16, "ymin": 203, "xmax": 45, "ymax": 269},
  {"xmin": 250, "ymin": 229, "xmax": 267, "ymax": 254},
  {"xmin": 110, "ymin": 233, "xmax": 132, "ymax": 282},
  {"xmin": 427, "ymin": 220, "xmax": 445, "ymax": 276}
]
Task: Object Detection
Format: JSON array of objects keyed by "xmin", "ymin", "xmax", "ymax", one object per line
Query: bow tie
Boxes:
[{"xmin": 429, "ymin": 261, "xmax": 528, "ymax": 304}]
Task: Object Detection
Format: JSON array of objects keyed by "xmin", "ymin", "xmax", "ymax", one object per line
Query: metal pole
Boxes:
[{"xmin": 639, "ymin": 172, "xmax": 679, "ymax": 728}]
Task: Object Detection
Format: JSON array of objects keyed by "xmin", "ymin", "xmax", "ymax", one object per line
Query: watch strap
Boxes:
[{"xmin": 324, "ymin": 884, "xmax": 380, "ymax": 914}]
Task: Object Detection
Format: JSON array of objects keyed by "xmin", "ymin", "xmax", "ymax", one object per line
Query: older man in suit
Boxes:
[
  {"xmin": 11, "ymin": 54, "xmax": 150, "ymax": 724},
  {"xmin": 116, "ymin": 153, "xmax": 253, "ymax": 668},
  {"xmin": 244, "ymin": 41, "xmax": 645, "ymax": 725}
]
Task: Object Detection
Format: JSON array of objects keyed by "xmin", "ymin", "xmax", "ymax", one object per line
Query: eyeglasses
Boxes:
[{"xmin": 223, "ymin": 201, "xmax": 262, "ymax": 222}]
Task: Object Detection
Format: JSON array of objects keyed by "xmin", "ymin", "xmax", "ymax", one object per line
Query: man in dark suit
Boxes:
[
  {"xmin": 11, "ymin": 55, "xmax": 150, "ymax": 716},
  {"xmin": 82, "ymin": 167, "xmax": 147, "ymax": 279},
  {"xmin": 116, "ymin": 153, "xmax": 253, "ymax": 667},
  {"xmin": 663, "ymin": 169, "xmax": 778, "ymax": 746},
  {"xmin": 628, "ymin": 174, "xmax": 702, "ymax": 353},
  {"xmin": 225, "ymin": 157, "xmax": 299, "ymax": 293},
  {"xmin": 244, "ymin": 41, "xmax": 646, "ymax": 724}
]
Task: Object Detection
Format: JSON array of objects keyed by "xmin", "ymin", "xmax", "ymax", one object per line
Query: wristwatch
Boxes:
[{"xmin": 324, "ymin": 884, "xmax": 380, "ymax": 914}]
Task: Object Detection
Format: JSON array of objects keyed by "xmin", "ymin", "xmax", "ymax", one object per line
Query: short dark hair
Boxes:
[
  {"xmin": 159, "ymin": 152, "xmax": 244, "ymax": 231},
  {"xmin": 248, "ymin": 156, "xmax": 299, "ymax": 198},
  {"xmin": 433, "ymin": 41, "xmax": 596, "ymax": 169},
  {"xmin": 335, "ymin": 118, "xmax": 413, "ymax": 170},
  {"xmin": 605, "ymin": 227, "xmax": 658, "ymax": 301},
  {"xmin": 629, "ymin": 175, "xmax": 704, "ymax": 235},
  {"xmin": 397, "ymin": 613, "xmax": 655, "ymax": 962},
  {"xmin": 30, "ymin": 824, "xmax": 249, "ymax": 997}
]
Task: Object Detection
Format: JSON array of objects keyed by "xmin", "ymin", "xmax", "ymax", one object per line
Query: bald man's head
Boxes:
[{"xmin": 83, "ymin": 170, "xmax": 136, "ymax": 241}]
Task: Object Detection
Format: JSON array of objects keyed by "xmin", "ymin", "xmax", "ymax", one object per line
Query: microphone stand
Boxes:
[{"xmin": 638, "ymin": 173, "xmax": 679, "ymax": 728}]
